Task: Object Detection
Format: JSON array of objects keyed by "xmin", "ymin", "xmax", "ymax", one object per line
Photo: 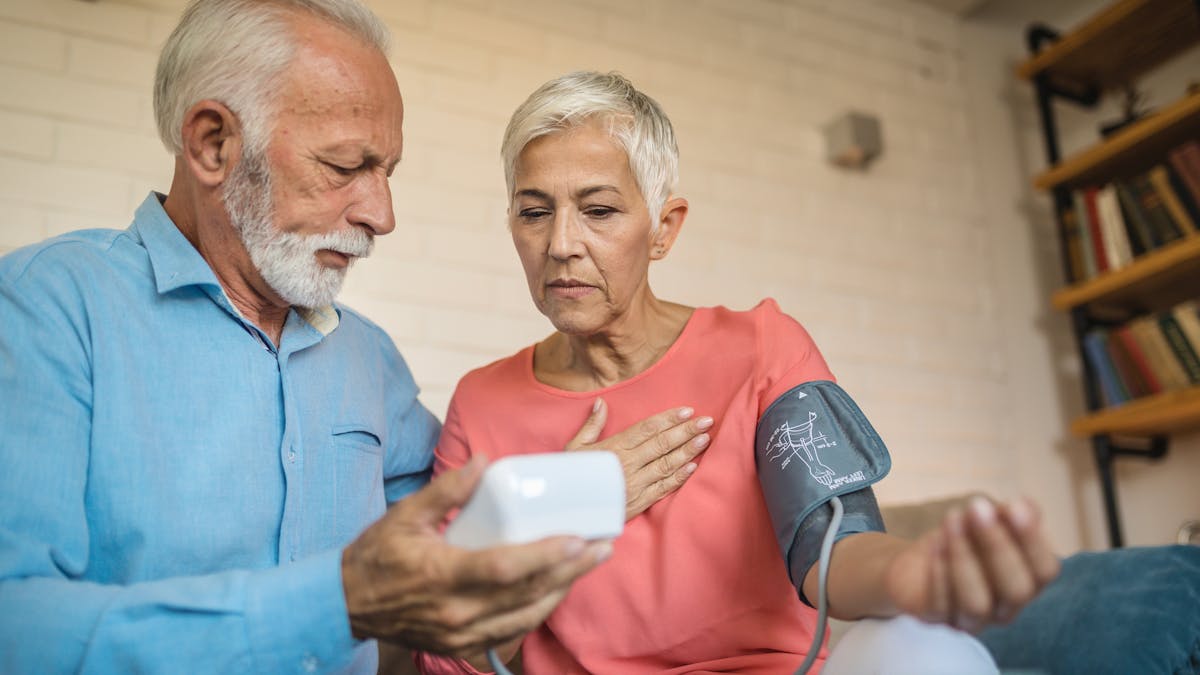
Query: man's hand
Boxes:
[
  {"xmin": 883, "ymin": 496, "xmax": 1060, "ymax": 632},
  {"xmin": 565, "ymin": 398, "xmax": 713, "ymax": 521},
  {"xmin": 341, "ymin": 456, "xmax": 612, "ymax": 657}
]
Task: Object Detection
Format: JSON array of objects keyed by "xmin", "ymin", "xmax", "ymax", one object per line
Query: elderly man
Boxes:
[{"xmin": 0, "ymin": 1, "xmax": 711, "ymax": 672}]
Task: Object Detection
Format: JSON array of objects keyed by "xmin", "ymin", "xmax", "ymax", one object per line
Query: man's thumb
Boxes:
[
  {"xmin": 403, "ymin": 455, "xmax": 488, "ymax": 525},
  {"xmin": 566, "ymin": 398, "xmax": 607, "ymax": 449}
]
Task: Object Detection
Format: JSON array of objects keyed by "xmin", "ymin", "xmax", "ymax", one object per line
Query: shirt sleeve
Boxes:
[
  {"xmin": 383, "ymin": 359, "xmax": 439, "ymax": 505},
  {"xmin": 0, "ymin": 254, "xmax": 361, "ymax": 673},
  {"xmin": 754, "ymin": 299, "xmax": 837, "ymax": 416},
  {"xmin": 413, "ymin": 386, "xmax": 506, "ymax": 675}
]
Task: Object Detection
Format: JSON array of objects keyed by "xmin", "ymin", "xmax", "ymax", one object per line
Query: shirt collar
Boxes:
[{"xmin": 131, "ymin": 192, "xmax": 341, "ymax": 336}]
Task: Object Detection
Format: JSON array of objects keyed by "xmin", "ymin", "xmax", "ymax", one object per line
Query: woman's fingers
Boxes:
[
  {"xmin": 924, "ymin": 529, "xmax": 952, "ymax": 623},
  {"xmin": 963, "ymin": 497, "xmax": 1037, "ymax": 623},
  {"xmin": 1000, "ymin": 497, "xmax": 1061, "ymax": 588},
  {"xmin": 944, "ymin": 507, "xmax": 992, "ymax": 632},
  {"xmin": 931, "ymin": 496, "xmax": 1060, "ymax": 631},
  {"xmin": 566, "ymin": 403, "xmax": 713, "ymax": 520},
  {"xmin": 628, "ymin": 414, "xmax": 713, "ymax": 471},
  {"xmin": 564, "ymin": 398, "xmax": 608, "ymax": 449}
]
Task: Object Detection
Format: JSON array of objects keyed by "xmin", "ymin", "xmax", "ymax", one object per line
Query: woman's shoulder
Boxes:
[
  {"xmin": 453, "ymin": 344, "xmax": 536, "ymax": 397},
  {"xmin": 698, "ymin": 298, "xmax": 813, "ymax": 342}
]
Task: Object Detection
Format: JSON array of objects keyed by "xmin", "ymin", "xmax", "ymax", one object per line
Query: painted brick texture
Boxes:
[{"xmin": 13, "ymin": 0, "xmax": 1192, "ymax": 549}]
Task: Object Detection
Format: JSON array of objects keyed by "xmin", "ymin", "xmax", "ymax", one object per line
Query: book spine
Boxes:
[
  {"xmin": 1084, "ymin": 187, "xmax": 1109, "ymax": 272},
  {"xmin": 1133, "ymin": 173, "xmax": 1184, "ymax": 245},
  {"xmin": 1166, "ymin": 161, "xmax": 1200, "ymax": 226},
  {"xmin": 1082, "ymin": 331, "xmax": 1127, "ymax": 406},
  {"xmin": 1168, "ymin": 141, "xmax": 1200, "ymax": 208},
  {"xmin": 1059, "ymin": 205, "xmax": 1086, "ymax": 283},
  {"xmin": 1113, "ymin": 326, "xmax": 1162, "ymax": 393},
  {"xmin": 1158, "ymin": 313, "xmax": 1200, "ymax": 384},
  {"xmin": 1114, "ymin": 180, "xmax": 1158, "ymax": 252},
  {"xmin": 1148, "ymin": 165, "xmax": 1197, "ymax": 235},
  {"xmin": 1105, "ymin": 328, "xmax": 1148, "ymax": 397},
  {"xmin": 1074, "ymin": 190, "xmax": 1098, "ymax": 277},
  {"xmin": 1098, "ymin": 185, "xmax": 1133, "ymax": 267}
]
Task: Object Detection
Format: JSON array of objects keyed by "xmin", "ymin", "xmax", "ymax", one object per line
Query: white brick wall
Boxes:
[{"xmin": 3, "ymin": 0, "xmax": 1194, "ymax": 550}]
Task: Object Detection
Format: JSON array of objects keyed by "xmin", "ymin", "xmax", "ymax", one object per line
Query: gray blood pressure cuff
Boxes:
[{"xmin": 755, "ymin": 380, "xmax": 890, "ymax": 604}]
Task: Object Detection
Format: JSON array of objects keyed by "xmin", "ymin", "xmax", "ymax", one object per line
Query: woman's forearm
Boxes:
[{"xmin": 801, "ymin": 531, "xmax": 909, "ymax": 621}]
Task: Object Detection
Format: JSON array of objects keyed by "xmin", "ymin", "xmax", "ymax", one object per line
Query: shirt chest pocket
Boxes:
[
  {"xmin": 328, "ymin": 423, "xmax": 386, "ymax": 542},
  {"xmin": 331, "ymin": 423, "xmax": 383, "ymax": 455}
]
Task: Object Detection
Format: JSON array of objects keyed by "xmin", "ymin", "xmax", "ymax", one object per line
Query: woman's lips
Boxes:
[{"xmin": 547, "ymin": 281, "xmax": 596, "ymax": 299}]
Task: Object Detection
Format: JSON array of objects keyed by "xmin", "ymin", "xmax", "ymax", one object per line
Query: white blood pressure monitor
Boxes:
[{"xmin": 444, "ymin": 451, "xmax": 626, "ymax": 550}]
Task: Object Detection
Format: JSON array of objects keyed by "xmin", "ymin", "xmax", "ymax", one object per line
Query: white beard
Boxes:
[{"xmin": 222, "ymin": 149, "xmax": 373, "ymax": 309}]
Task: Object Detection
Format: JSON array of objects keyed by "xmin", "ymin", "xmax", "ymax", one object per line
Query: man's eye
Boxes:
[
  {"xmin": 519, "ymin": 208, "xmax": 550, "ymax": 219},
  {"xmin": 326, "ymin": 162, "xmax": 359, "ymax": 176}
]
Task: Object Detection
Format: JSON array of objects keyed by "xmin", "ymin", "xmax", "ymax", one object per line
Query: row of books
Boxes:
[
  {"xmin": 1082, "ymin": 300, "xmax": 1200, "ymax": 408},
  {"xmin": 1060, "ymin": 140, "xmax": 1200, "ymax": 284}
]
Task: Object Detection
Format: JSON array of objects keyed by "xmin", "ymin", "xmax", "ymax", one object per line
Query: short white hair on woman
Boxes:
[
  {"xmin": 154, "ymin": 0, "xmax": 390, "ymax": 157},
  {"xmin": 502, "ymin": 71, "xmax": 680, "ymax": 226}
]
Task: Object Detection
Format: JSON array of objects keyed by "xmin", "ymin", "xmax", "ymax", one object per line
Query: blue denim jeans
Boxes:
[{"xmin": 980, "ymin": 545, "xmax": 1200, "ymax": 675}]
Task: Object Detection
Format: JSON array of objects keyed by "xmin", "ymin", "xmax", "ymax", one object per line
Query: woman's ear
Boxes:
[
  {"xmin": 650, "ymin": 196, "xmax": 688, "ymax": 260},
  {"xmin": 179, "ymin": 99, "xmax": 244, "ymax": 189}
]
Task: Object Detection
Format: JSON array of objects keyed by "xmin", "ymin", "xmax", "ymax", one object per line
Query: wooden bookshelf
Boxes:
[
  {"xmin": 1071, "ymin": 385, "xmax": 1200, "ymax": 436},
  {"xmin": 1032, "ymin": 91, "xmax": 1200, "ymax": 191},
  {"xmin": 1051, "ymin": 235, "xmax": 1200, "ymax": 314},
  {"xmin": 1016, "ymin": 0, "xmax": 1200, "ymax": 92},
  {"xmin": 1024, "ymin": 0, "xmax": 1200, "ymax": 545}
]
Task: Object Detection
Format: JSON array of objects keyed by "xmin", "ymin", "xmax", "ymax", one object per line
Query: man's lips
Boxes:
[{"xmin": 317, "ymin": 249, "xmax": 354, "ymax": 268}]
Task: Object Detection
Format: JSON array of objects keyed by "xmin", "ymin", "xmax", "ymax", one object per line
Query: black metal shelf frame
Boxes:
[{"xmin": 1025, "ymin": 24, "xmax": 1171, "ymax": 549}]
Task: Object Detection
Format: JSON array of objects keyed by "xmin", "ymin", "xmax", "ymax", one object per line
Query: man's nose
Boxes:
[{"xmin": 348, "ymin": 171, "xmax": 396, "ymax": 236}]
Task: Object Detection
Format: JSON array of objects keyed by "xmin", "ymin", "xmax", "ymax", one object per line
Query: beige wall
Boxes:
[{"xmin": 1, "ymin": 0, "xmax": 1196, "ymax": 553}]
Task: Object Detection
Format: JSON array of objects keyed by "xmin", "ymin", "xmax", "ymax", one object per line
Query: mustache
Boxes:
[{"xmin": 303, "ymin": 227, "xmax": 375, "ymax": 259}]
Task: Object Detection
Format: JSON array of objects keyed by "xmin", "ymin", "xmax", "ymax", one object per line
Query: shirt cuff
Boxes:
[{"xmin": 244, "ymin": 548, "xmax": 362, "ymax": 673}]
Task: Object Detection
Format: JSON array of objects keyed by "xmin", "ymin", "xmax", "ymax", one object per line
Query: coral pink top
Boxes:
[{"xmin": 416, "ymin": 299, "xmax": 834, "ymax": 674}]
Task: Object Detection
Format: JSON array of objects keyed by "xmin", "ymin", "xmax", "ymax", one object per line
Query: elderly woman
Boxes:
[{"xmin": 417, "ymin": 72, "xmax": 1059, "ymax": 674}]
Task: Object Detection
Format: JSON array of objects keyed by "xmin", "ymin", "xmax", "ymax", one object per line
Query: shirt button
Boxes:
[
  {"xmin": 287, "ymin": 451, "xmax": 296, "ymax": 463},
  {"xmin": 302, "ymin": 655, "xmax": 318, "ymax": 672}
]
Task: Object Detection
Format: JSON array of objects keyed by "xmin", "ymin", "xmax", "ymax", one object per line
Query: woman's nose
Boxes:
[{"xmin": 547, "ymin": 209, "xmax": 585, "ymax": 260}]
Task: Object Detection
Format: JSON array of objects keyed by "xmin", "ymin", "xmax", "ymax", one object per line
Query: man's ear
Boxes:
[
  {"xmin": 649, "ymin": 196, "xmax": 688, "ymax": 261},
  {"xmin": 179, "ymin": 99, "xmax": 244, "ymax": 188}
]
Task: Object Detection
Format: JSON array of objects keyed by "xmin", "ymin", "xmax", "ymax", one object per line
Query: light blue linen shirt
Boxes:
[{"xmin": 0, "ymin": 193, "xmax": 440, "ymax": 673}]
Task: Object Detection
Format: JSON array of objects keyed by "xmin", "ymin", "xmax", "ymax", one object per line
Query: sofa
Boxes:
[{"xmin": 380, "ymin": 495, "xmax": 1200, "ymax": 674}]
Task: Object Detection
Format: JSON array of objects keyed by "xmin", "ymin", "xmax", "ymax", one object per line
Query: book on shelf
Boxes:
[
  {"xmin": 1149, "ymin": 166, "xmax": 1197, "ymax": 235},
  {"xmin": 1079, "ymin": 300, "xmax": 1200, "ymax": 409},
  {"xmin": 1058, "ymin": 203, "xmax": 1087, "ymax": 283},
  {"xmin": 1082, "ymin": 330, "xmax": 1129, "ymax": 407},
  {"xmin": 1112, "ymin": 325, "xmax": 1161, "ymax": 395},
  {"xmin": 1083, "ymin": 187, "xmax": 1110, "ymax": 273},
  {"xmin": 1057, "ymin": 141, "xmax": 1200, "ymax": 285},
  {"xmin": 1097, "ymin": 185, "xmax": 1133, "ymax": 268},
  {"xmin": 1168, "ymin": 141, "xmax": 1200, "ymax": 208},
  {"xmin": 1129, "ymin": 316, "xmax": 1189, "ymax": 390},
  {"xmin": 1159, "ymin": 310, "xmax": 1200, "ymax": 384},
  {"xmin": 1114, "ymin": 180, "xmax": 1157, "ymax": 254},
  {"xmin": 1072, "ymin": 190, "xmax": 1098, "ymax": 278}
]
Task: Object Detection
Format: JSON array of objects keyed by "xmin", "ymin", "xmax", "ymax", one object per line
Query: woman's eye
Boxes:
[{"xmin": 585, "ymin": 206, "xmax": 616, "ymax": 218}]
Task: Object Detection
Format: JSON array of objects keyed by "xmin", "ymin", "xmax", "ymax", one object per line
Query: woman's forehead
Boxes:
[{"xmin": 514, "ymin": 125, "xmax": 635, "ymax": 188}]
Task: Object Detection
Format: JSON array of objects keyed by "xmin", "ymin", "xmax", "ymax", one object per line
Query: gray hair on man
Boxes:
[
  {"xmin": 501, "ymin": 71, "xmax": 680, "ymax": 229},
  {"xmin": 154, "ymin": 0, "xmax": 390, "ymax": 157}
]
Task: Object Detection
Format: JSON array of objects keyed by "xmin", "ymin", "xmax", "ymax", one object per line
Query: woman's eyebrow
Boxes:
[
  {"xmin": 576, "ymin": 185, "xmax": 621, "ymax": 199},
  {"xmin": 514, "ymin": 188, "xmax": 552, "ymax": 201}
]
